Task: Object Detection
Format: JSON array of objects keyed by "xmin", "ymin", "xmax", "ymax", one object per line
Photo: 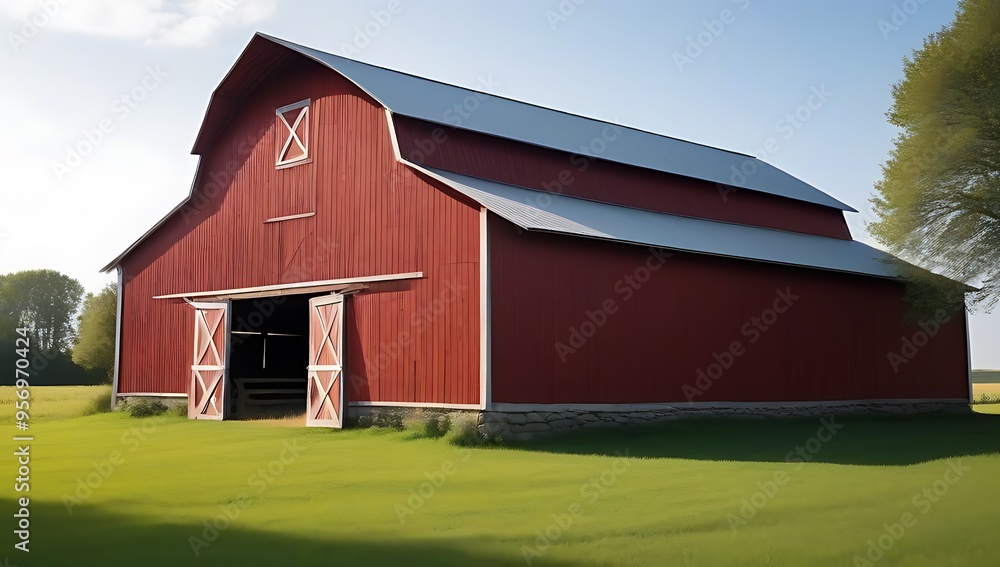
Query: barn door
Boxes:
[
  {"xmin": 189, "ymin": 301, "xmax": 230, "ymax": 420},
  {"xmin": 307, "ymin": 295, "xmax": 345, "ymax": 428}
]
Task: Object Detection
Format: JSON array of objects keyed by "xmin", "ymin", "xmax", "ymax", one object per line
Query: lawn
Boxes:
[{"xmin": 3, "ymin": 387, "xmax": 1000, "ymax": 566}]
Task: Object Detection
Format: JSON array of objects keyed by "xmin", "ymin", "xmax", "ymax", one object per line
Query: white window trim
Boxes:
[{"xmin": 276, "ymin": 99, "xmax": 311, "ymax": 168}]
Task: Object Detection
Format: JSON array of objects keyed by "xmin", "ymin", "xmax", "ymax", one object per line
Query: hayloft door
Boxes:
[
  {"xmin": 307, "ymin": 294, "xmax": 345, "ymax": 428},
  {"xmin": 189, "ymin": 301, "xmax": 230, "ymax": 420}
]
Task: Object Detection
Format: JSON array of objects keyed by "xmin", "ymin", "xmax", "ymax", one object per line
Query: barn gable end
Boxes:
[{"xmin": 114, "ymin": 46, "xmax": 481, "ymax": 408}]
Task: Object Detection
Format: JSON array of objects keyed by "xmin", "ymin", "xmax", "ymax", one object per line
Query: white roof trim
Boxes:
[
  {"xmin": 152, "ymin": 272, "xmax": 423, "ymax": 300},
  {"xmin": 413, "ymin": 166, "xmax": 902, "ymax": 280}
]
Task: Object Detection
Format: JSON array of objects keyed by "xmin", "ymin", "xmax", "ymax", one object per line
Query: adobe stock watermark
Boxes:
[
  {"xmin": 727, "ymin": 417, "xmax": 843, "ymax": 531},
  {"xmin": 718, "ymin": 85, "xmax": 833, "ymax": 202},
  {"xmin": 851, "ymin": 459, "xmax": 970, "ymax": 566},
  {"xmin": 521, "ymin": 451, "xmax": 631, "ymax": 565},
  {"xmin": 521, "ymin": 122, "xmax": 623, "ymax": 213},
  {"xmin": 178, "ymin": 122, "xmax": 269, "ymax": 223},
  {"xmin": 51, "ymin": 65, "xmax": 168, "ymax": 181},
  {"xmin": 62, "ymin": 417, "xmax": 165, "ymax": 514},
  {"xmin": 683, "ymin": 288, "xmax": 799, "ymax": 401},
  {"xmin": 339, "ymin": 0, "xmax": 403, "ymax": 56},
  {"xmin": 555, "ymin": 247, "xmax": 672, "ymax": 362},
  {"xmin": 7, "ymin": 0, "xmax": 70, "ymax": 53},
  {"xmin": 886, "ymin": 308, "xmax": 953, "ymax": 373},
  {"xmin": 213, "ymin": 0, "xmax": 259, "ymax": 21},
  {"xmin": 900, "ymin": 120, "xmax": 961, "ymax": 177},
  {"xmin": 405, "ymin": 75, "xmax": 502, "ymax": 164},
  {"xmin": 394, "ymin": 447, "xmax": 472, "ymax": 523},
  {"xmin": 348, "ymin": 280, "xmax": 467, "ymax": 397},
  {"xmin": 672, "ymin": 0, "xmax": 751, "ymax": 72},
  {"xmin": 229, "ymin": 295, "xmax": 289, "ymax": 348},
  {"xmin": 545, "ymin": 0, "xmax": 587, "ymax": 31},
  {"xmin": 188, "ymin": 439, "xmax": 306, "ymax": 556},
  {"xmin": 878, "ymin": 0, "xmax": 930, "ymax": 41}
]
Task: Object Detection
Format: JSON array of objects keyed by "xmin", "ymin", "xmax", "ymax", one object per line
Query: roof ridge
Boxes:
[{"xmin": 256, "ymin": 32, "xmax": 755, "ymax": 159}]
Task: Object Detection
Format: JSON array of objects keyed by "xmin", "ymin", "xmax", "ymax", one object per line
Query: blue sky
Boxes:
[{"xmin": 1, "ymin": 0, "xmax": 995, "ymax": 368}]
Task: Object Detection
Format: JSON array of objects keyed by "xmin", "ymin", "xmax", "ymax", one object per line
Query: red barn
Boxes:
[{"xmin": 101, "ymin": 34, "xmax": 971, "ymax": 436}]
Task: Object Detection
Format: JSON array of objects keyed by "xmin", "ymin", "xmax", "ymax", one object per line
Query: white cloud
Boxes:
[{"xmin": 1, "ymin": 0, "xmax": 278, "ymax": 47}]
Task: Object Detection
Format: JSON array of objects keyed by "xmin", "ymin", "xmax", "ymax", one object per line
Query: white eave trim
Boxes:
[
  {"xmin": 385, "ymin": 108, "xmax": 403, "ymax": 161},
  {"xmin": 153, "ymin": 272, "xmax": 423, "ymax": 300},
  {"xmin": 110, "ymin": 267, "xmax": 124, "ymax": 409},
  {"xmin": 118, "ymin": 392, "xmax": 188, "ymax": 398},
  {"xmin": 965, "ymin": 306, "xmax": 973, "ymax": 404},
  {"xmin": 479, "ymin": 207, "xmax": 490, "ymax": 410},
  {"xmin": 349, "ymin": 401, "xmax": 482, "ymax": 410},
  {"xmin": 264, "ymin": 211, "xmax": 315, "ymax": 223}
]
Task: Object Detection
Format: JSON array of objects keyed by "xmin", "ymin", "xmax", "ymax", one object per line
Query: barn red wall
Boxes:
[
  {"xmin": 394, "ymin": 116, "xmax": 852, "ymax": 240},
  {"xmin": 488, "ymin": 214, "xmax": 969, "ymax": 404},
  {"xmin": 118, "ymin": 57, "xmax": 480, "ymax": 405}
]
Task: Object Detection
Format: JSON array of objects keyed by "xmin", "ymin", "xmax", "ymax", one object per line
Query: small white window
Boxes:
[{"xmin": 276, "ymin": 99, "xmax": 310, "ymax": 167}]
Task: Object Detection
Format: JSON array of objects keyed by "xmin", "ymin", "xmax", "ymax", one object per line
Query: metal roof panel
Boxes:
[{"xmin": 418, "ymin": 166, "xmax": 898, "ymax": 279}]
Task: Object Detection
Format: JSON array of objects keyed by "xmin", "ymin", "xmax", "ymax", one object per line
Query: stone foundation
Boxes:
[
  {"xmin": 478, "ymin": 401, "xmax": 970, "ymax": 441},
  {"xmin": 114, "ymin": 395, "xmax": 187, "ymax": 412},
  {"xmin": 147, "ymin": 398, "xmax": 970, "ymax": 437},
  {"xmin": 345, "ymin": 405, "xmax": 476, "ymax": 429}
]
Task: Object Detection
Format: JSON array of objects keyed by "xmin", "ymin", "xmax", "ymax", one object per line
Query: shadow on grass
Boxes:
[
  {"xmin": 7, "ymin": 500, "xmax": 563, "ymax": 567},
  {"xmin": 516, "ymin": 412, "xmax": 1000, "ymax": 466}
]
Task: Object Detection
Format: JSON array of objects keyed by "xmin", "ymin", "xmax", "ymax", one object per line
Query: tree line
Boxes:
[{"xmin": 1, "ymin": 269, "xmax": 116, "ymax": 386}]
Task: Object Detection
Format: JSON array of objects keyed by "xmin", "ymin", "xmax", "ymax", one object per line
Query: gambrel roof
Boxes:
[
  {"xmin": 234, "ymin": 34, "xmax": 854, "ymax": 212},
  {"xmin": 105, "ymin": 33, "xmax": 867, "ymax": 274}
]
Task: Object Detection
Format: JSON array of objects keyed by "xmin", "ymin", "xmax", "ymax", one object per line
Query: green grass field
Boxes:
[
  {"xmin": 0, "ymin": 385, "xmax": 109, "ymax": 424},
  {"xmin": 3, "ymin": 387, "xmax": 999, "ymax": 566}
]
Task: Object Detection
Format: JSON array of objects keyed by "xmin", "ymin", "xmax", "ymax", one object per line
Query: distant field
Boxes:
[
  {"xmin": 973, "ymin": 383, "xmax": 1000, "ymax": 397},
  {"xmin": 0, "ymin": 384, "xmax": 109, "ymax": 424},
  {"xmin": 972, "ymin": 369, "xmax": 1000, "ymax": 383}
]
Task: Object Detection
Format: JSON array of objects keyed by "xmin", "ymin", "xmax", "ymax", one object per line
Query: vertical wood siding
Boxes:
[
  {"xmin": 488, "ymin": 214, "xmax": 969, "ymax": 404},
  {"xmin": 394, "ymin": 116, "xmax": 852, "ymax": 240},
  {"xmin": 119, "ymin": 58, "xmax": 480, "ymax": 405}
]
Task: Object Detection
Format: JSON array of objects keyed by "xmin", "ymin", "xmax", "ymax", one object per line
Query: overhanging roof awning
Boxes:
[
  {"xmin": 152, "ymin": 272, "xmax": 423, "ymax": 301},
  {"xmin": 414, "ymin": 166, "xmax": 904, "ymax": 280}
]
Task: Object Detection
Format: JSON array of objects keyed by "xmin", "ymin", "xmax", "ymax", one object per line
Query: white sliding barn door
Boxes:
[
  {"xmin": 189, "ymin": 301, "xmax": 230, "ymax": 420},
  {"xmin": 307, "ymin": 295, "xmax": 345, "ymax": 428}
]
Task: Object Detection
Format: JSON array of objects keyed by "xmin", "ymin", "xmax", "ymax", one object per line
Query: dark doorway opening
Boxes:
[{"xmin": 229, "ymin": 294, "xmax": 314, "ymax": 419}]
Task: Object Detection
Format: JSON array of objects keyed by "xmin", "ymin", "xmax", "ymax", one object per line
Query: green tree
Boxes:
[
  {"xmin": 870, "ymin": 0, "xmax": 1000, "ymax": 310},
  {"xmin": 0, "ymin": 269, "xmax": 86, "ymax": 352},
  {"xmin": 72, "ymin": 283, "xmax": 118, "ymax": 382},
  {"xmin": 0, "ymin": 275, "xmax": 20, "ymax": 344}
]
